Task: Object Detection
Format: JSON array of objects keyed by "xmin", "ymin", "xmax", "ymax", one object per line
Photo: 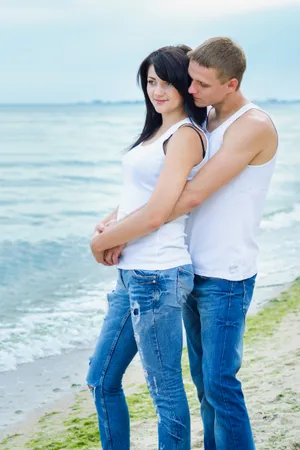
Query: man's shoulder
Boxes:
[
  {"xmin": 245, "ymin": 107, "xmax": 274, "ymax": 125},
  {"xmin": 229, "ymin": 107, "xmax": 277, "ymax": 138}
]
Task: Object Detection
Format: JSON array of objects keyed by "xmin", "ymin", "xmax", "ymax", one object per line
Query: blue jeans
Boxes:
[
  {"xmin": 182, "ymin": 274, "xmax": 256, "ymax": 450},
  {"xmin": 86, "ymin": 265, "xmax": 194, "ymax": 450}
]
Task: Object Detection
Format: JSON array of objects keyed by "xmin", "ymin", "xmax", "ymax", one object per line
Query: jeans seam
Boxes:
[
  {"xmin": 219, "ymin": 281, "xmax": 238, "ymax": 449},
  {"xmin": 118, "ymin": 269, "xmax": 126, "ymax": 289},
  {"xmin": 176, "ymin": 268, "xmax": 181, "ymax": 306},
  {"xmin": 152, "ymin": 291, "xmax": 181, "ymax": 445},
  {"xmin": 178, "ymin": 266, "xmax": 194, "ymax": 276},
  {"xmin": 177, "ymin": 269, "xmax": 194, "ymax": 307},
  {"xmin": 98, "ymin": 309, "xmax": 132, "ymax": 448},
  {"xmin": 242, "ymin": 280, "xmax": 247, "ymax": 317},
  {"xmin": 184, "ymin": 299, "xmax": 199, "ymax": 318}
]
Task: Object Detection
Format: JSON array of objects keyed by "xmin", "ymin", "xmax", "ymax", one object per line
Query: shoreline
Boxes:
[
  {"xmin": 0, "ymin": 347, "xmax": 144, "ymax": 440},
  {"xmin": 0, "ymin": 278, "xmax": 292, "ymax": 430},
  {"xmin": 0, "ymin": 283, "xmax": 281, "ymax": 437},
  {"xmin": 1, "ymin": 278, "xmax": 300, "ymax": 449}
]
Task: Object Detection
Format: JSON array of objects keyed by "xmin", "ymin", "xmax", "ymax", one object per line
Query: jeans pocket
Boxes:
[
  {"xmin": 242, "ymin": 275, "xmax": 256, "ymax": 316},
  {"xmin": 177, "ymin": 265, "xmax": 194, "ymax": 306},
  {"xmin": 131, "ymin": 269, "xmax": 157, "ymax": 285}
]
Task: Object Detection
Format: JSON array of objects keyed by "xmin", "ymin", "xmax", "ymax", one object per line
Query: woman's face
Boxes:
[{"xmin": 146, "ymin": 65, "xmax": 184, "ymax": 115}]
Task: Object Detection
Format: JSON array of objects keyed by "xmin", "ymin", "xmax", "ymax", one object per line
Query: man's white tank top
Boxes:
[
  {"xmin": 187, "ymin": 103, "xmax": 277, "ymax": 281},
  {"xmin": 117, "ymin": 117, "xmax": 208, "ymax": 270}
]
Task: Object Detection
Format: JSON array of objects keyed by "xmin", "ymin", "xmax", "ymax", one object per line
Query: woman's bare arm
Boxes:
[{"xmin": 90, "ymin": 127, "xmax": 205, "ymax": 262}]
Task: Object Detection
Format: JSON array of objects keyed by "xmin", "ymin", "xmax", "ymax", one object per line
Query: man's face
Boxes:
[{"xmin": 188, "ymin": 60, "xmax": 233, "ymax": 107}]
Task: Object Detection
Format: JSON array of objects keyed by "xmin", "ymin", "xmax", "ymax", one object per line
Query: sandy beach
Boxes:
[{"xmin": 1, "ymin": 279, "xmax": 300, "ymax": 450}]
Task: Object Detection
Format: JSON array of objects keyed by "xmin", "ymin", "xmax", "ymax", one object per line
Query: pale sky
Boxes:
[{"xmin": 0, "ymin": 0, "xmax": 299, "ymax": 103}]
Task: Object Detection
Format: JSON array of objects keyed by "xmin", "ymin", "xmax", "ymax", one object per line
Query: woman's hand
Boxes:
[
  {"xmin": 102, "ymin": 220, "xmax": 125, "ymax": 265},
  {"xmin": 104, "ymin": 245, "xmax": 125, "ymax": 265},
  {"xmin": 91, "ymin": 230, "xmax": 111, "ymax": 265},
  {"xmin": 91, "ymin": 220, "xmax": 124, "ymax": 265}
]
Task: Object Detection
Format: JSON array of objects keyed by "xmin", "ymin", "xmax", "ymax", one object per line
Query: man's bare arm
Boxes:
[
  {"xmin": 97, "ymin": 112, "xmax": 277, "ymax": 263},
  {"xmin": 168, "ymin": 112, "xmax": 277, "ymax": 221}
]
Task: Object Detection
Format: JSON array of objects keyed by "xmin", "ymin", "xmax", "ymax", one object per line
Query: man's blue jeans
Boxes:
[
  {"xmin": 182, "ymin": 274, "xmax": 256, "ymax": 450},
  {"xmin": 86, "ymin": 265, "xmax": 194, "ymax": 450}
]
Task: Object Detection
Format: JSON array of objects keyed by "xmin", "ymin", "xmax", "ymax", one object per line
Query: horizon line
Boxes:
[{"xmin": 0, "ymin": 98, "xmax": 300, "ymax": 106}]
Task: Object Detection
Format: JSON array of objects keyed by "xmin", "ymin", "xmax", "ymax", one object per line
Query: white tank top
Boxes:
[
  {"xmin": 187, "ymin": 103, "xmax": 277, "ymax": 281},
  {"xmin": 117, "ymin": 117, "xmax": 208, "ymax": 270}
]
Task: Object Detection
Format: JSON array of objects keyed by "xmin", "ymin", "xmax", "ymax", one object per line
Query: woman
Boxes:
[{"xmin": 87, "ymin": 45, "xmax": 208, "ymax": 450}]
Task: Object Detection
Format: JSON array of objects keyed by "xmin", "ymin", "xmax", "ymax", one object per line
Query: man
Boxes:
[{"xmin": 91, "ymin": 37, "xmax": 278, "ymax": 449}]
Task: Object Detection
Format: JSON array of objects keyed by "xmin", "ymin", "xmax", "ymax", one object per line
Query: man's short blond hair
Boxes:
[{"xmin": 189, "ymin": 37, "xmax": 246, "ymax": 88}]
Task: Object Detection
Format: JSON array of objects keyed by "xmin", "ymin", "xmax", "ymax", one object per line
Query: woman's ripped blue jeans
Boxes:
[{"xmin": 86, "ymin": 265, "xmax": 194, "ymax": 450}]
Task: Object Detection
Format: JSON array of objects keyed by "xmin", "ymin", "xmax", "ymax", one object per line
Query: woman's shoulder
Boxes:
[{"xmin": 172, "ymin": 121, "xmax": 207, "ymax": 151}]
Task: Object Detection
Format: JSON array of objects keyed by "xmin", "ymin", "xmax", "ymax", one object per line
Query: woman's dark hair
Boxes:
[{"xmin": 130, "ymin": 45, "xmax": 207, "ymax": 149}]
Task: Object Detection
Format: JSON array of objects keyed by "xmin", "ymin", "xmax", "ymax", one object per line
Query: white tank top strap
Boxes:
[
  {"xmin": 163, "ymin": 118, "xmax": 207, "ymax": 157},
  {"xmin": 210, "ymin": 102, "xmax": 278, "ymax": 146},
  {"xmin": 204, "ymin": 102, "xmax": 258, "ymax": 133},
  {"xmin": 178, "ymin": 122, "xmax": 207, "ymax": 157},
  {"xmin": 160, "ymin": 117, "xmax": 191, "ymax": 143},
  {"xmin": 215, "ymin": 102, "xmax": 257, "ymax": 130}
]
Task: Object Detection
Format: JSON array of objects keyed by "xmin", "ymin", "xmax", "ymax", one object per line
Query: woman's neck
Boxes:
[
  {"xmin": 160, "ymin": 110, "xmax": 187, "ymax": 133},
  {"xmin": 143, "ymin": 109, "xmax": 187, "ymax": 145}
]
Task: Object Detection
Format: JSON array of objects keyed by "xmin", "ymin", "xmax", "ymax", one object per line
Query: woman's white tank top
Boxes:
[{"xmin": 117, "ymin": 117, "xmax": 208, "ymax": 270}]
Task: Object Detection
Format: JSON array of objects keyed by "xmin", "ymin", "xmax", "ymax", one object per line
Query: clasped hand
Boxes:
[{"xmin": 92, "ymin": 220, "xmax": 124, "ymax": 266}]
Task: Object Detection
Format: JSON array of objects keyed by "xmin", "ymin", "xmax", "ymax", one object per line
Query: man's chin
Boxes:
[{"xmin": 194, "ymin": 98, "xmax": 206, "ymax": 107}]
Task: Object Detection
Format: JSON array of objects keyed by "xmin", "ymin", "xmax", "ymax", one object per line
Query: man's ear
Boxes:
[{"xmin": 228, "ymin": 78, "xmax": 239, "ymax": 92}]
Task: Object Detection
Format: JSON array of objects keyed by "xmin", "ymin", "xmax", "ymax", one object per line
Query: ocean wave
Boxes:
[
  {"xmin": 0, "ymin": 237, "xmax": 91, "ymax": 286},
  {"xmin": 0, "ymin": 159, "xmax": 121, "ymax": 169},
  {"xmin": 261, "ymin": 203, "xmax": 300, "ymax": 230},
  {"xmin": 0, "ymin": 174, "xmax": 120, "ymax": 188},
  {"xmin": 0, "ymin": 235, "xmax": 116, "ymax": 372},
  {"xmin": 0, "ymin": 285, "xmax": 112, "ymax": 373},
  {"xmin": 56, "ymin": 174, "xmax": 119, "ymax": 184},
  {"xmin": 0, "ymin": 268, "xmax": 114, "ymax": 371}
]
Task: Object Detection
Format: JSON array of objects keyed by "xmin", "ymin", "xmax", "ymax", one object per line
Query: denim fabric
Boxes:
[
  {"xmin": 86, "ymin": 265, "xmax": 194, "ymax": 450},
  {"xmin": 182, "ymin": 274, "xmax": 257, "ymax": 450}
]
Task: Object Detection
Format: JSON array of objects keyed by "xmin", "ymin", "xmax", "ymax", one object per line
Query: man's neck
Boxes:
[{"xmin": 212, "ymin": 91, "xmax": 249, "ymax": 122}]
